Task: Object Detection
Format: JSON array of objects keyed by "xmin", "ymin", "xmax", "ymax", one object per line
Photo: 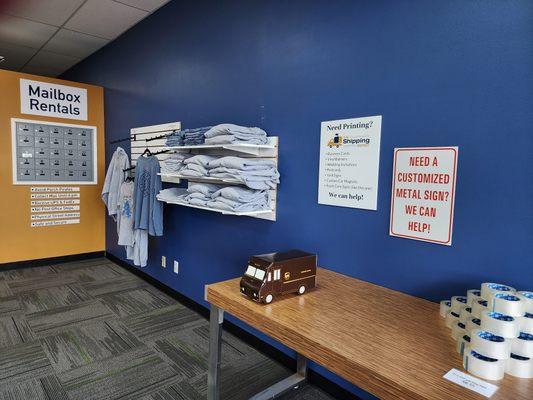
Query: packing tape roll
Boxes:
[
  {"xmin": 518, "ymin": 291, "xmax": 533, "ymax": 314},
  {"xmin": 452, "ymin": 321, "xmax": 467, "ymax": 341},
  {"xmin": 470, "ymin": 329, "xmax": 510, "ymax": 359},
  {"xmin": 519, "ymin": 313, "xmax": 533, "ymax": 334},
  {"xmin": 480, "ymin": 311, "xmax": 520, "ymax": 338},
  {"xmin": 511, "ymin": 332, "xmax": 533, "ymax": 358},
  {"xmin": 457, "ymin": 334, "xmax": 471, "ymax": 356},
  {"xmin": 463, "ymin": 347, "xmax": 505, "ymax": 381},
  {"xmin": 505, "ymin": 353, "xmax": 533, "ymax": 378},
  {"xmin": 492, "ymin": 294, "xmax": 525, "ymax": 317},
  {"xmin": 481, "ymin": 283, "xmax": 515, "ymax": 306},
  {"xmin": 466, "ymin": 317, "xmax": 482, "ymax": 332},
  {"xmin": 472, "ymin": 299, "xmax": 488, "ymax": 319},
  {"xmin": 451, "ymin": 296, "xmax": 468, "ymax": 313},
  {"xmin": 467, "ymin": 289, "xmax": 483, "ymax": 307},
  {"xmin": 440, "ymin": 300, "xmax": 451, "ymax": 318},
  {"xmin": 446, "ymin": 310, "xmax": 460, "ymax": 328},
  {"xmin": 459, "ymin": 307, "xmax": 472, "ymax": 324}
]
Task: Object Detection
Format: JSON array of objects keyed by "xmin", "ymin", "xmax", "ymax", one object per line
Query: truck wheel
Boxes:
[
  {"xmin": 265, "ymin": 294, "xmax": 273, "ymax": 304},
  {"xmin": 298, "ymin": 285, "xmax": 306, "ymax": 295}
]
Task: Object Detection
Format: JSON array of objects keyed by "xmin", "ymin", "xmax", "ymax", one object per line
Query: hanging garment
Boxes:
[
  {"xmin": 117, "ymin": 181, "xmax": 135, "ymax": 248},
  {"xmin": 133, "ymin": 155, "xmax": 163, "ymax": 236},
  {"xmin": 102, "ymin": 147, "xmax": 130, "ymax": 219},
  {"xmin": 126, "ymin": 229, "xmax": 148, "ymax": 267},
  {"xmin": 118, "ymin": 181, "xmax": 148, "ymax": 267}
]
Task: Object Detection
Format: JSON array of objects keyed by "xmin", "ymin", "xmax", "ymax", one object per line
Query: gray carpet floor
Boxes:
[{"xmin": 0, "ymin": 258, "xmax": 335, "ymax": 400}]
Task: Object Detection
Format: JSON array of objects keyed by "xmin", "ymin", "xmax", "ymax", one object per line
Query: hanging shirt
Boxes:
[
  {"xmin": 118, "ymin": 181, "xmax": 149, "ymax": 267},
  {"xmin": 102, "ymin": 147, "xmax": 130, "ymax": 219},
  {"xmin": 133, "ymin": 155, "xmax": 163, "ymax": 236},
  {"xmin": 117, "ymin": 181, "xmax": 135, "ymax": 247},
  {"xmin": 126, "ymin": 229, "xmax": 148, "ymax": 268}
]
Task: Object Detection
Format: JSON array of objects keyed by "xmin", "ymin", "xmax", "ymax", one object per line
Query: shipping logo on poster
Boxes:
[
  {"xmin": 20, "ymin": 79, "xmax": 88, "ymax": 120},
  {"xmin": 389, "ymin": 147, "xmax": 458, "ymax": 245}
]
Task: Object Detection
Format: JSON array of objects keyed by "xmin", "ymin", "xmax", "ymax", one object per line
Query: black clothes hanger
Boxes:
[{"xmin": 142, "ymin": 147, "xmax": 152, "ymax": 157}]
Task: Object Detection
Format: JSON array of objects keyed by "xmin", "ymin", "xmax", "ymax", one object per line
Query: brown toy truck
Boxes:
[{"xmin": 240, "ymin": 250, "xmax": 317, "ymax": 304}]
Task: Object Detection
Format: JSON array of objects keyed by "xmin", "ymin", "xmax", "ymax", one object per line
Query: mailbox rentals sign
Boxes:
[
  {"xmin": 20, "ymin": 78, "xmax": 88, "ymax": 120},
  {"xmin": 389, "ymin": 147, "xmax": 458, "ymax": 246}
]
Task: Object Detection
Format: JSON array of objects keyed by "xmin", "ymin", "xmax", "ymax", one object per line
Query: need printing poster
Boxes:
[{"xmin": 318, "ymin": 115, "xmax": 382, "ymax": 210}]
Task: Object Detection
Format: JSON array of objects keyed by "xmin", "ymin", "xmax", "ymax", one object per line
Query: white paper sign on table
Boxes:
[
  {"xmin": 318, "ymin": 115, "xmax": 382, "ymax": 210},
  {"xmin": 443, "ymin": 369, "xmax": 498, "ymax": 398},
  {"xmin": 389, "ymin": 146, "xmax": 458, "ymax": 245}
]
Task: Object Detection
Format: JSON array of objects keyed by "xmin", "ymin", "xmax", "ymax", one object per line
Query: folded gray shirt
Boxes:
[
  {"xmin": 207, "ymin": 156, "xmax": 276, "ymax": 170},
  {"xmin": 211, "ymin": 186, "xmax": 268, "ymax": 203},
  {"xmin": 204, "ymin": 124, "xmax": 267, "ymax": 139}
]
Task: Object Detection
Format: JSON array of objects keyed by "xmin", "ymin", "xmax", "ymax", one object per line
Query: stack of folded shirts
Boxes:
[
  {"xmin": 207, "ymin": 186, "xmax": 270, "ymax": 212},
  {"xmin": 182, "ymin": 127, "xmax": 211, "ymax": 146},
  {"xmin": 165, "ymin": 131, "xmax": 184, "ymax": 147},
  {"xmin": 204, "ymin": 124, "xmax": 267, "ymax": 145},
  {"xmin": 182, "ymin": 183, "xmax": 222, "ymax": 206},
  {"xmin": 180, "ymin": 155, "xmax": 217, "ymax": 177},
  {"xmin": 157, "ymin": 188, "xmax": 188, "ymax": 202},
  {"xmin": 161, "ymin": 153, "xmax": 190, "ymax": 174},
  {"xmin": 207, "ymin": 156, "xmax": 279, "ymax": 189}
]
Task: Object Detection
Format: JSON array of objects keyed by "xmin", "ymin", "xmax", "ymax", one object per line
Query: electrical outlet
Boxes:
[
  {"xmin": 161, "ymin": 256, "xmax": 166, "ymax": 268},
  {"xmin": 173, "ymin": 260, "xmax": 179, "ymax": 274}
]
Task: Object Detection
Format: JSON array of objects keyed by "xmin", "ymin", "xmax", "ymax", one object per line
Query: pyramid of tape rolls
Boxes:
[{"xmin": 440, "ymin": 284, "xmax": 533, "ymax": 381}]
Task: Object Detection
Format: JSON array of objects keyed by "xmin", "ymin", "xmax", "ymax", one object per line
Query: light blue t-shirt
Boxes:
[{"xmin": 133, "ymin": 156, "xmax": 163, "ymax": 236}]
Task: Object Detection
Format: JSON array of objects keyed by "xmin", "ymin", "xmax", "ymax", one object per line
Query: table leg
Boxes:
[
  {"xmin": 207, "ymin": 305, "xmax": 224, "ymax": 400},
  {"xmin": 249, "ymin": 353, "xmax": 308, "ymax": 400}
]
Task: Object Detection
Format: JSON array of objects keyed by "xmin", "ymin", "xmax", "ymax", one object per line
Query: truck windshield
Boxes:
[
  {"xmin": 255, "ymin": 269, "xmax": 265, "ymax": 280},
  {"xmin": 245, "ymin": 265, "xmax": 266, "ymax": 281},
  {"xmin": 245, "ymin": 265, "xmax": 256, "ymax": 277}
]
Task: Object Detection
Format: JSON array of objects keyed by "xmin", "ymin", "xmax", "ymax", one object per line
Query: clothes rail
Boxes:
[
  {"xmin": 145, "ymin": 130, "xmax": 177, "ymax": 142},
  {"xmin": 110, "ymin": 134, "xmax": 136, "ymax": 144}
]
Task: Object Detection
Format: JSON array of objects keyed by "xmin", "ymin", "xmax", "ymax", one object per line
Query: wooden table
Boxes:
[{"xmin": 205, "ymin": 268, "xmax": 532, "ymax": 400}]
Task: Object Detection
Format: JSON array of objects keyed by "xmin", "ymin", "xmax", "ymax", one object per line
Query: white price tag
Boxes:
[{"xmin": 443, "ymin": 369, "xmax": 498, "ymax": 398}]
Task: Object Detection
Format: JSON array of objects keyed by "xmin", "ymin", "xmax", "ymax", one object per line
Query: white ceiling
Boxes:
[{"xmin": 0, "ymin": 0, "xmax": 171, "ymax": 77}]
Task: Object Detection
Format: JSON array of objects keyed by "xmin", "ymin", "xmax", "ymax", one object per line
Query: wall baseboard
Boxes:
[
  {"xmin": 0, "ymin": 251, "xmax": 105, "ymax": 271},
  {"xmin": 106, "ymin": 253, "xmax": 361, "ymax": 400}
]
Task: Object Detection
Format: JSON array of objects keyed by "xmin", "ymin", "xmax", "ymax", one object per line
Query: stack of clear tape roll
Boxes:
[{"xmin": 440, "ymin": 284, "xmax": 533, "ymax": 381}]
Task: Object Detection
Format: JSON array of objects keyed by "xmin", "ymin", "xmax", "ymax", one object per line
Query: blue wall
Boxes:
[{"xmin": 63, "ymin": 0, "xmax": 533, "ymax": 397}]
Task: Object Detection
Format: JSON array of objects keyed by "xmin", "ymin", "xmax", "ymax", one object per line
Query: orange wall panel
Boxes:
[{"xmin": 0, "ymin": 69, "xmax": 105, "ymax": 264}]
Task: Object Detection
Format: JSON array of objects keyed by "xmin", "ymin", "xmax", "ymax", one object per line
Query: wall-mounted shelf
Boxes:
[
  {"xmin": 156, "ymin": 195, "xmax": 274, "ymax": 217},
  {"xmin": 163, "ymin": 137, "xmax": 278, "ymax": 157},
  {"xmin": 157, "ymin": 173, "xmax": 242, "ymax": 185},
  {"xmin": 131, "ymin": 122, "xmax": 279, "ymax": 221}
]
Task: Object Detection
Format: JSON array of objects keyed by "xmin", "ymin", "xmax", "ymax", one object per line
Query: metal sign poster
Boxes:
[
  {"xmin": 318, "ymin": 115, "xmax": 382, "ymax": 210},
  {"xmin": 390, "ymin": 147, "xmax": 458, "ymax": 245}
]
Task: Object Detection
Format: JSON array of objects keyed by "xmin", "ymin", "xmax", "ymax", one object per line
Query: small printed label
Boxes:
[
  {"xmin": 31, "ymin": 206, "xmax": 80, "ymax": 213},
  {"xmin": 31, "ymin": 187, "xmax": 80, "ymax": 192},
  {"xmin": 443, "ymin": 369, "xmax": 498, "ymax": 398},
  {"xmin": 30, "ymin": 193, "xmax": 80, "ymax": 199},
  {"xmin": 31, "ymin": 219, "xmax": 79, "ymax": 227},
  {"xmin": 31, "ymin": 212, "xmax": 80, "ymax": 221},
  {"xmin": 31, "ymin": 199, "xmax": 80, "ymax": 206}
]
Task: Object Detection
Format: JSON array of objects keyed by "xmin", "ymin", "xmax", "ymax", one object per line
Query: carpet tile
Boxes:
[{"xmin": 0, "ymin": 258, "xmax": 336, "ymax": 399}]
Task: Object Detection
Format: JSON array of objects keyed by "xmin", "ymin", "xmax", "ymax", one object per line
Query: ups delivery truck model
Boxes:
[{"xmin": 240, "ymin": 249, "xmax": 317, "ymax": 304}]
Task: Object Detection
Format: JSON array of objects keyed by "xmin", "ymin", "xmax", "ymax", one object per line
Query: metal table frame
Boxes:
[{"xmin": 207, "ymin": 305, "xmax": 308, "ymax": 400}]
